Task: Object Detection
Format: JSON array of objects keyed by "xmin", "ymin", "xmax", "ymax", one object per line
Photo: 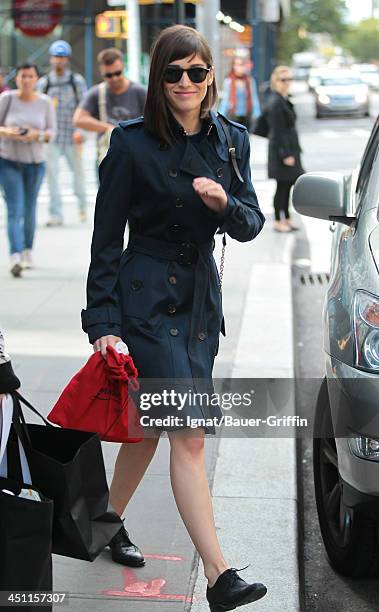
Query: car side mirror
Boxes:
[{"xmin": 292, "ymin": 172, "xmax": 355, "ymax": 226}]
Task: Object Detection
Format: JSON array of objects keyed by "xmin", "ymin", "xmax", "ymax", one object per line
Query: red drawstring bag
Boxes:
[{"xmin": 48, "ymin": 346, "xmax": 143, "ymax": 443}]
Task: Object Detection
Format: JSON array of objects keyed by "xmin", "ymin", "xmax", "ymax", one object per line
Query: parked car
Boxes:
[
  {"xmin": 308, "ymin": 66, "xmax": 326, "ymax": 92},
  {"xmin": 352, "ymin": 63, "xmax": 379, "ymax": 91},
  {"xmin": 292, "ymin": 117, "xmax": 379, "ymax": 577},
  {"xmin": 314, "ymin": 71, "xmax": 370, "ymax": 118}
]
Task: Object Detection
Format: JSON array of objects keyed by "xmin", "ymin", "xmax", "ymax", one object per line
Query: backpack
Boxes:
[{"xmin": 43, "ymin": 73, "xmax": 80, "ymax": 106}]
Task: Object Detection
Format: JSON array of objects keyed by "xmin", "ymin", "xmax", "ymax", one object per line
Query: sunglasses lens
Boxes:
[
  {"xmin": 164, "ymin": 67, "xmax": 209, "ymax": 83},
  {"xmin": 105, "ymin": 70, "xmax": 122, "ymax": 79},
  {"xmin": 188, "ymin": 68, "xmax": 208, "ymax": 83},
  {"xmin": 164, "ymin": 68, "xmax": 183, "ymax": 83}
]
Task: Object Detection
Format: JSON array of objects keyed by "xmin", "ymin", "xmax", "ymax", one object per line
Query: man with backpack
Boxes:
[{"xmin": 37, "ymin": 40, "xmax": 88, "ymax": 226}]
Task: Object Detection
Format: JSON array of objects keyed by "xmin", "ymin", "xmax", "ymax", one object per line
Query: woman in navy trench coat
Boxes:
[{"xmin": 82, "ymin": 25, "xmax": 266, "ymax": 610}]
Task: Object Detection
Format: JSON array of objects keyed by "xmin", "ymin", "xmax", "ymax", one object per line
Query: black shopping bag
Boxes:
[
  {"xmin": 13, "ymin": 392, "xmax": 122, "ymax": 561},
  {"xmin": 0, "ymin": 395, "xmax": 53, "ymax": 611}
]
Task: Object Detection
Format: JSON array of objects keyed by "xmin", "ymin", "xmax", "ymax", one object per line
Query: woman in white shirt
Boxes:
[{"xmin": 0, "ymin": 63, "xmax": 56, "ymax": 277}]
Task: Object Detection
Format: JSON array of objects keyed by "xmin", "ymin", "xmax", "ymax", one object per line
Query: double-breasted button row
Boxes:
[
  {"xmin": 175, "ymin": 197, "xmax": 184, "ymax": 208},
  {"xmin": 216, "ymin": 168, "xmax": 224, "ymax": 178},
  {"xmin": 168, "ymin": 275, "xmax": 177, "ymax": 285},
  {"xmin": 167, "ymin": 304, "xmax": 176, "ymax": 314},
  {"xmin": 170, "ymin": 224, "xmax": 181, "ymax": 233},
  {"xmin": 169, "ymin": 168, "xmax": 178, "ymax": 178},
  {"xmin": 170, "ymin": 328, "xmax": 179, "ymax": 336},
  {"xmin": 198, "ymin": 331, "xmax": 207, "ymax": 341}
]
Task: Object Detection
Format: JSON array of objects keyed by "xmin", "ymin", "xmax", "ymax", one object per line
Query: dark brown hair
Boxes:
[
  {"xmin": 144, "ymin": 25, "xmax": 218, "ymax": 145},
  {"xmin": 16, "ymin": 62, "xmax": 39, "ymax": 76},
  {"xmin": 97, "ymin": 47, "xmax": 123, "ymax": 66}
]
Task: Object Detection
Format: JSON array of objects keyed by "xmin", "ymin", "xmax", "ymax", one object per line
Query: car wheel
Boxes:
[{"xmin": 313, "ymin": 377, "xmax": 379, "ymax": 577}]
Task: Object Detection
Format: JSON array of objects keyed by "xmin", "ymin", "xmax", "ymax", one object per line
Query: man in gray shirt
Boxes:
[{"xmin": 73, "ymin": 48, "xmax": 146, "ymax": 168}]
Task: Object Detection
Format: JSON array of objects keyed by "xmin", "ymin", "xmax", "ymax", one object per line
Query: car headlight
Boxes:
[
  {"xmin": 353, "ymin": 290, "xmax": 379, "ymax": 372},
  {"xmin": 355, "ymin": 93, "xmax": 368, "ymax": 104},
  {"xmin": 349, "ymin": 434, "xmax": 379, "ymax": 461},
  {"xmin": 318, "ymin": 94, "xmax": 330, "ymax": 105}
]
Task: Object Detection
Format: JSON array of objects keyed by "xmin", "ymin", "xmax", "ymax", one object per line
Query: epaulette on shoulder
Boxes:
[
  {"xmin": 217, "ymin": 113, "xmax": 247, "ymax": 132},
  {"xmin": 119, "ymin": 116, "xmax": 144, "ymax": 130}
]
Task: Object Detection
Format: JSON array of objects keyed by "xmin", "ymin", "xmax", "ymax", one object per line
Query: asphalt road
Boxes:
[{"xmin": 291, "ymin": 83, "xmax": 379, "ymax": 611}]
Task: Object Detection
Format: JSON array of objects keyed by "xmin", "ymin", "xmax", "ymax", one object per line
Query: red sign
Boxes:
[{"xmin": 13, "ymin": 0, "xmax": 62, "ymax": 37}]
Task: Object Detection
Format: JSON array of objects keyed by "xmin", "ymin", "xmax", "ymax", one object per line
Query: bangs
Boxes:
[{"xmin": 167, "ymin": 38, "xmax": 209, "ymax": 65}]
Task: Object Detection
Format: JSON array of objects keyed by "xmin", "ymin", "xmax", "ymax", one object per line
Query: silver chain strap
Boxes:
[{"xmin": 219, "ymin": 234, "xmax": 226, "ymax": 292}]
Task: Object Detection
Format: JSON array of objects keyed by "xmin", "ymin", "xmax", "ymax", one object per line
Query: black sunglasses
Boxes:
[
  {"xmin": 104, "ymin": 70, "xmax": 123, "ymax": 79},
  {"xmin": 164, "ymin": 66, "xmax": 211, "ymax": 84}
]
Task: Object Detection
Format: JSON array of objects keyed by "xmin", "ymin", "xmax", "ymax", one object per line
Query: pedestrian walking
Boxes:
[
  {"xmin": 37, "ymin": 40, "xmax": 88, "ymax": 226},
  {"xmin": 218, "ymin": 56, "xmax": 261, "ymax": 131},
  {"xmin": 0, "ymin": 63, "xmax": 56, "ymax": 277},
  {"xmin": 266, "ymin": 65, "xmax": 304, "ymax": 232},
  {"xmin": 81, "ymin": 25, "xmax": 267, "ymax": 611},
  {"xmin": 0, "ymin": 330, "xmax": 20, "ymax": 400},
  {"xmin": 73, "ymin": 47, "xmax": 146, "ymax": 168}
]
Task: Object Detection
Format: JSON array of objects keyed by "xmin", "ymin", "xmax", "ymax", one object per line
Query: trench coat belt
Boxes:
[{"xmin": 126, "ymin": 232, "xmax": 215, "ymax": 380}]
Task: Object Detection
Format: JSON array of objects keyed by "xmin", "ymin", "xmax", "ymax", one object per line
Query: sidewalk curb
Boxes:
[{"xmin": 190, "ymin": 220, "xmax": 300, "ymax": 610}]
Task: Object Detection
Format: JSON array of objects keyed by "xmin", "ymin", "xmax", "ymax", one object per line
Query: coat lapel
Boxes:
[{"xmin": 179, "ymin": 137, "xmax": 216, "ymax": 178}]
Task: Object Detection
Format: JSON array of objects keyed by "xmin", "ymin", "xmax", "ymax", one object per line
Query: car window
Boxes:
[{"xmin": 355, "ymin": 121, "xmax": 379, "ymax": 216}]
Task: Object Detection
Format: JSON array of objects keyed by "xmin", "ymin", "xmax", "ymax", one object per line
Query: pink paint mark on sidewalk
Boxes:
[{"xmin": 102, "ymin": 567, "xmax": 193, "ymax": 603}]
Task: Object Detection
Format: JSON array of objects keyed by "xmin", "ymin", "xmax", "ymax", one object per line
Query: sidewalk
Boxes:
[{"xmin": 0, "ymin": 135, "xmax": 300, "ymax": 611}]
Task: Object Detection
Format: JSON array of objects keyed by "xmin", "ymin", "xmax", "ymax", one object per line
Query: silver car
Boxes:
[
  {"xmin": 315, "ymin": 72, "xmax": 370, "ymax": 118},
  {"xmin": 293, "ymin": 119, "xmax": 379, "ymax": 578}
]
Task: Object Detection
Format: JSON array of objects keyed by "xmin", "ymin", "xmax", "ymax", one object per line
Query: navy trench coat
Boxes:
[{"xmin": 81, "ymin": 109, "xmax": 264, "ymax": 429}]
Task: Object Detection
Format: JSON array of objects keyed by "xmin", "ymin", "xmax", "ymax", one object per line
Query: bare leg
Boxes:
[
  {"xmin": 168, "ymin": 428, "xmax": 228, "ymax": 587},
  {"xmin": 109, "ymin": 436, "xmax": 160, "ymax": 516}
]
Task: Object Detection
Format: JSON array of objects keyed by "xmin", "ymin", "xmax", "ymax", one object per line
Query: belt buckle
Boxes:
[{"xmin": 178, "ymin": 242, "xmax": 196, "ymax": 265}]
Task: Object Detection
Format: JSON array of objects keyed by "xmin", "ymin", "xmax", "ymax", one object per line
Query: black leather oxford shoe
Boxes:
[
  {"xmin": 108, "ymin": 525, "xmax": 145, "ymax": 567},
  {"xmin": 206, "ymin": 568, "xmax": 267, "ymax": 611}
]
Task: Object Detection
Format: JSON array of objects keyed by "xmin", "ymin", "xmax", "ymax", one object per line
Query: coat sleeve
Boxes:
[
  {"xmin": 266, "ymin": 98, "xmax": 293, "ymax": 160},
  {"xmin": 81, "ymin": 127, "xmax": 132, "ymax": 344},
  {"xmin": 215, "ymin": 130, "xmax": 265, "ymax": 242}
]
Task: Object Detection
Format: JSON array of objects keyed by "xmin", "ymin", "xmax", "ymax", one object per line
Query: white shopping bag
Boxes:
[{"xmin": 0, "ymin": 394, "xmax": 32, "ymax": 484}]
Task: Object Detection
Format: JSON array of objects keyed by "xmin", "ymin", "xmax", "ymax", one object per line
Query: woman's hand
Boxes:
[
  {"xmin": 18, "ymin": 128, "xmax": 40, "ymax": 143},
  {"xmin": 192, "ymin": 177, "xmax": 227, "ymax": 214},
  {"xmin": 283, "ymin": 156, "xmax": 295, "ymax": 167},
  {"xmin": 93, "ymin": 335, "xmax": 122, "ymax": 359},
  {"xmin": 0, "ymin": 394, "xmax": 5, "ymax": 402}
]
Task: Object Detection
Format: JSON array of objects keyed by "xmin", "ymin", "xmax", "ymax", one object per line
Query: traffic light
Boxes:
[{"xmin": 95, "ymin": 11, "xmax": 128, "ymax": 39}]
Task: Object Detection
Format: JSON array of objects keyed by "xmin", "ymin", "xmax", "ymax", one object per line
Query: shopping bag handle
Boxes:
[
  {"xmin": 13, "ymin": 391, "xmax": 52, "ymax": 427},
  {"xmin": 10, "ymin": 392, "xmax": 54, "ymax": 455}
]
